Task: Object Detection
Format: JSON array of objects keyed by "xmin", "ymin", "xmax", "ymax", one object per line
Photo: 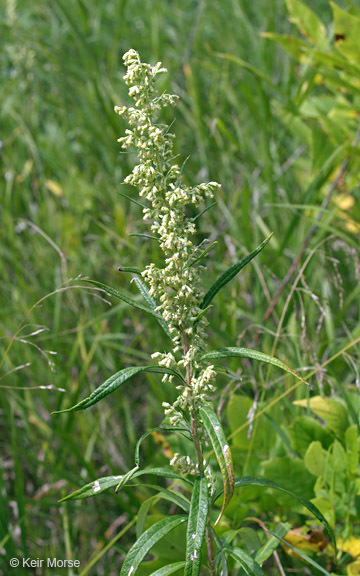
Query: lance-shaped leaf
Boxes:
[
  {"xmin": 130, "ymin": 233, "xmax": 159, "ymax": 240},
  {"xmin": 189, "ymin": 241, "xmax": 217, "ymax": 268},
  {"xmin": 191, "ymin": 201, "xmax": 218, "ymax": 221},
  {"xmin": 201, "ymin": 347, "xmax": 309, "ymax": 387},
  {"xmin": 118, "ymin": 191, "xmax": 147, "ymax": 209},
  {"xmin": 213, "ymin": 476, "xmax": 336, "ymax": 553},
  {"xmin": 192, "ymin": 305, "xmax": 213, "ymax": 326},
  {"xmin": 200, "ymin": 233, "xmax": 273, "ymax": 309},
  {"xmin": 184, "ymin": 477, "xmax": 209, "ymax": 576},
  {"xmin": 223, "ymin": 547, "xmax": 265, "ymax": 576},
  {"xmin": 116, "ymin": 466, "xmax": 139, "ymax": 491},
  {"xmin": 120, "ymin": 515, "xmax": 188, "ymax": 576},
  {"xmin": 59, "ymin": 474, "xmax": 125, "ymax": 502},
  {"xmin": 83, "ymin": 278, "xmax": 167, "ymax": 326},
  {"xmin": 199, "ymin": 406, "xmax": 234, "ymax": 525},
  {"xmin": 133, "ymin": 277, "xmax": 171, "ymax": 337},
  {"xmin": 59, "ymin": 467, "xmax": 193, "ymax": 502},
  {"xmin": 118, "ymin": 266, "xmax": 142, "ymax": 274},
  {"xmin": 53, "ymin": 365, "xmax": 185, "ymax": 414},
  {"xmin": 149, "ymin": 562, "xmax": 186, "ymax": 576}
]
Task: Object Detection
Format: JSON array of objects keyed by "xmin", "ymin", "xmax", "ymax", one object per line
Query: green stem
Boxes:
[
  {"xmin": 182, "ymin": 333, "xmax": 203, "ymax": 471},
  {"xmin": 182, "ymin": 332, "xmax": 216, "ymax": 575}
]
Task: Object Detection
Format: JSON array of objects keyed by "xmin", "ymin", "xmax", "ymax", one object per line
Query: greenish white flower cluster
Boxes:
[{"xmin": 116, "ymin": 50, "xmax": 219, "ymax": 475}]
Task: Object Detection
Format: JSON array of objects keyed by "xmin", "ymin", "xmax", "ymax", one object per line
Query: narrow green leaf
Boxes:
[
  {"xmin": 255, "ymin": 522, "xmax": 290, "ymax": 565},
  {"xmin": 149, "ymin": 561, "xmax": 185, "ymax": 576},
  {"xmin": 118, "ymin": 190, "xmax": 147, "ymax": 209},
  {"xmin": 199, "ymin": 406, "xmax": 234, "ymax": 525},
  {"xmin": 119, "ymin": 515, "xmax": 188, "ymax": 576},
  {"xmin": 133, "ymin": 277, "xmax": 171, "ymax": 337},
  {"xmin": 213, "ymin": 476, "xmax": 336, "ymax": 553},
  {"xmin": 224, "ymin": 547, "xmax": 265, "ymax": 576},
  {"xmin": 131, "ymin": 467, "xmax": 194, "ymax": 486},
  {"xmin": 60, "ymin": 467, "xmax": 193, "ymax": 502},
  {"xmin": 184, "ymin": 477, "xmax": 209, "ymax": 576},
  {"xmin": 52, "ymin": 365, "xmax": 184, "ymax": 414},
  {"xmin": 267, "ymin": 528, "xmax": 333, "ymax": 576},
  {"xmin": 201, "ymin": 347, "xmax": 309, "ymax": 387},
  {"xmin": 191, "ymin": 201, "xmax": 218, "ymax": 221},
  {"xmin": 192, "ymin": 305, "xmax": 213, "ymax": 325},
  {"xmin": 135, "ymin": 426, "xmax": 191, "ymax": 467},
  {"xmin": 118, "ymin": 266, "xmax": 142, "ymax": 274},
  {"xmin": 200, "ymin": 233, "xmax": 273, "ymax": 309},
  {"xmin": 59, "ymin": 474, "xmax": 125, "ymax": 502},
  {"xmin": 129, "ymin": 233, "xmax": 159, "ymax": 240},
  {"xmin": 83, "ymin": 279, "xmax": 163, "ymax": 320},
  {"xmin": 116, "ymin": 466, "xmax": 139, "ymax": 491},
  {"xmin": 189, "ymin": 241, "xmax": 217, "ymax": 267}
]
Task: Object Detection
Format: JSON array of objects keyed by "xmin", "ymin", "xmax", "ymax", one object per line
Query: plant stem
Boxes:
[
  {"xmin": 183, "ymin": 332, "xmax": 216, "ymax": 574},
  {"xmin": 206, "ymin": 525, "xmax": 216, "ymax": 576},
  {"xmin": 183, "ymin": 332, "xmax": 204, "ymax": 474}
]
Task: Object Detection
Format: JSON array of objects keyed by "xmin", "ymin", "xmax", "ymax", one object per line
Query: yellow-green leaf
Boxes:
[
  {"xmin": 285, "ymin": 0, "xmax": 326, "ymax": 44},
  {"xmin": 304, "ymin": 441, "xmax": 325, "ymax": 477},
  {"xmin": 331, "ymin": 2, "xmax": 360, "ymax": 64},
  {"xmin": 345, "ymin": 425, "xmax": 359, "ymax": 474},
  {"xmin": 293, "ymin": 395, "xmax": 349, "ymax": 437}
]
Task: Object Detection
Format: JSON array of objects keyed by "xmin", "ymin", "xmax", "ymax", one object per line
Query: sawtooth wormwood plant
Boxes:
[{"xmin": 55, "ymin": 50, "xmax": 336, "ymax": 576}]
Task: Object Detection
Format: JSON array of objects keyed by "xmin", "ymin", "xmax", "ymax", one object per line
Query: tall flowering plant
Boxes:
[{"xmin": 55, "ymin": 50, "xmax": 334, "ymax": 575}]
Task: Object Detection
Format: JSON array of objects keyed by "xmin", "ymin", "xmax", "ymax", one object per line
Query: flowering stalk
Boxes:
[
  {"xmin": 115, "ymin": 49, "xmax": 219, "ymax": 478},
  {"xmin": 57, "ymin": 48, "xmax": 327, "ymax": 576},
  {"xmin": 115, "ymin": 50, "xmax": 224, "ymax": 573}
]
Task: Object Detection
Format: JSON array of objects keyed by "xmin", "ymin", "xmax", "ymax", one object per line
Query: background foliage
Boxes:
[{"xmin": 1, "ymin": 0, "xmax": 359, "ymax": 574}]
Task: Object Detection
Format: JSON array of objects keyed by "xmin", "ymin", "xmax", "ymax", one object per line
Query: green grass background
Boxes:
[{"xmin": 1, "ymin": 0, "xmax": 359, "ymax": 574}]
